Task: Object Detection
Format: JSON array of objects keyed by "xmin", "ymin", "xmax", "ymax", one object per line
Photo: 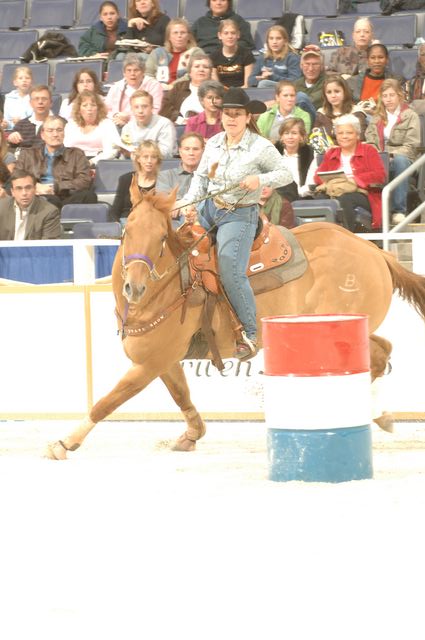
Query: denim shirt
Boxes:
[{"xmin": 184, "ymin": 129, "xmax": 292, "ymax": 206}]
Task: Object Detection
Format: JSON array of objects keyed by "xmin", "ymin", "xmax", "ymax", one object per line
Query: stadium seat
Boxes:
[
  {"xmin": 236, "ymin": 0, "xmax": 283, "ymax": 20},
  {"xmin": 292, "ymin": 199, "xmax": 339, "ymax": 224},
  {"xmin": 161, "ymin": 0, "xmax": 180, "ymax": 17},
  {"xmin": 61, "ymin": 203, "xmax": 111, "ymax": 224},
  {"xmin": 389, "ymin": 48, "xmax": 418, "ymax": 82},
  {"xmin": 72, "ymin": 221, "xmax": 122, "ymax": 239},
  {"xmin": 1, "ymin": 62, "xmax": 49, "ymax": 93},
  {"xmin": 94, "ymin": 159, "xmax": 133, "ymax": 204},
  {"xmin": 27, "ymin": 0, "xmax": 76, "ymax": 28},
  {"xmin": 53, "ymin": 59, "xmax": 104, "ymax": 93},
  {"xmin": 182, "ymin": 0, "xmax": 206, "ymax": 23},
  {"xmin": 0, "ymin": 29, "xmax": 38, "ymax": 61},
  {"xmin": 46, "ymin": 27, "xmax": 90, "ymax": 52},
  {"xmin": 355, "ymin": 1, "xmax": 381, "ymax": 13},
  {"xmin": 287, "ymin": 0, "xmax": 338, "ymax": 18},
  {"xmin": 160, "ymin": 158, "xmax": 181, "ymax": 170},
  {"xmin": 106, "ymin": 58, "xmax": 123, "ymax": 85},
  {"xmin": 77, "ymin": 0, "xmax": 127, "ymax": 26},
  {"xmin": 253, "ymin": 20, "xmax": 274, "ymax": 52},
  {"xmin": 245, "ymin": 86, "xmax": 276, "ymax": 102},
  {"xmin": 0, "ymin": 1, "xmax": 26, "ymax": 30}
]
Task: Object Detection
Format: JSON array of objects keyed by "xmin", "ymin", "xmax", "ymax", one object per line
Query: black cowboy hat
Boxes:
[{"xmin": 221, "ymin": 87, "xmax": 266, "ymax": 114}]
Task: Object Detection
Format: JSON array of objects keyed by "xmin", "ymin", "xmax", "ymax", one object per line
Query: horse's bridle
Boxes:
[{"xmin": 121, "ymin": 229, "xmax": 167, "ymax": 282}]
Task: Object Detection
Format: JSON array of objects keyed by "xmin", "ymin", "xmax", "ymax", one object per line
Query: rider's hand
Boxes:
[{"xmin": 239, "ymin": 175, "xmax": 260, "ymax": 191}]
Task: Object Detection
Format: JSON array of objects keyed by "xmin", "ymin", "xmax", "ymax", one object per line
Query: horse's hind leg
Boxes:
[
  {"xmin": 160, "ymin": 362, "xmax": 206, "ymax": 452},
  {"xmin": 45, "ymin": 363, "xmax": 158, "ymax": 460},
  {"xmin": 369, "ymin": 334, "xmax": 394, "ymax": 433}
]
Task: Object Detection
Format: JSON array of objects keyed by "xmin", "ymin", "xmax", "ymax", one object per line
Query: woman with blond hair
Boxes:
[
  {"xmin": 110, "ymin": 140, "xmax": 162, "ymax": 221},
  {"xmin": 125, "ymin": 0, "xmax": 170, "ymax": 55},
  {"xmin": 365, "ymin": 78, "xmax": 420, "ymax": 224},
  {"xmin": 145, "ymin": 18, "xmax": 203, "ymax": 88},
  {"xmin": 64, "ymin": 90, "xmax": 121, "ymax": 166},
  {"xmin": 248, "ymin": 25, "xmax": 301, "ymax": 88}
]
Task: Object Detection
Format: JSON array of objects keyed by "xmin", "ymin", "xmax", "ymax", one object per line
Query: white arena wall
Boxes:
[{"xmin": 0, "ymin": 284, "xmax": 424, "ymax": 420}]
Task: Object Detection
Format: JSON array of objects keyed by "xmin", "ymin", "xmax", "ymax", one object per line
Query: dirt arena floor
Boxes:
[{"xmin": 0, "ymin": 419, "xmax": 424, "ymax": 640}]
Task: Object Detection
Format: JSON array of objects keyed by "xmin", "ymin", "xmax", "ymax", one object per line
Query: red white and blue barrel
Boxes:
[{"xmin": 261, "ymin": 314, "xmax": 373, "ymax": 483}]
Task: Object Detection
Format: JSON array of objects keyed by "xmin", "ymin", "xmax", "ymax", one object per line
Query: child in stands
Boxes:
[
  {"xmin": 210, "ymin": 19, "xmax": 255, "ymax": 88},
  {"xmin": 2, "ymin": 66, "xmax": 33, "ymax": 131}
]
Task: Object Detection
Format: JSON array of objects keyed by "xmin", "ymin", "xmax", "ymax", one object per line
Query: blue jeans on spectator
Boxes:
[
  {"xmin": 198, "ymin": 199, "xmax": 258, "ymax": 341},
  {"xmin": 390, "ymin": 154, "xmax": 412, "ymax": 213},
  {"xmin": 257, "ymin": 78, "xmax": 278, "ymax": 88},
  {"xmin": 296, "ymin": 91, "xmax": 317, "ymax": 124}
]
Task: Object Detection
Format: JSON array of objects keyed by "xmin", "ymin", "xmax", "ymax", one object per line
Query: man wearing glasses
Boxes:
[
  {"xmin": 294, "ymin": 44, "xmax": 326, "ymax": 124},
  {"xmin": 15, "ymin": 115, "xmax": 96, "ymax": 210},
  {"xmin": 8, "ymin": 85, "xmax": 54, "ymax": 150}
]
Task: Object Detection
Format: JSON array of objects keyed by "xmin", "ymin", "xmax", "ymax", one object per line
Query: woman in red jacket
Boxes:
[{"xmin": 314, "ymin": 113, "xmax": 387, "ymax": 231}]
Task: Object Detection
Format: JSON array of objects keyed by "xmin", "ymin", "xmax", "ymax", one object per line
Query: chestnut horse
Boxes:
[{"xmin": 47, "ymin": 190, "xmax": 425, "ymax": 459}]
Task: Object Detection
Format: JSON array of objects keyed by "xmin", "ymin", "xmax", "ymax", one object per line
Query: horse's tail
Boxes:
[{"xmin": 382, "ymin": 251, "xmax": 425, "ymax": 321}]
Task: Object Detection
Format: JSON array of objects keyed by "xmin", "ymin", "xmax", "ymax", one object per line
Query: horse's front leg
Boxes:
[
  {"xmin": 45, "ymin": 363, "xmax": 158, "ymax": 460},
  {"xmin": 369, "ymin": 334, "xmax": 394, "ymax": 433},
  {"xmin": 160, "ymin": 361, "xmax": 206, "ymax": 452}
]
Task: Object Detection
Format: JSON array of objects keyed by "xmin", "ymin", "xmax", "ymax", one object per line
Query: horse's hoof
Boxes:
[
  {"xmin": 171, "ymin": 433, "xmax": 197, "ymax": 452},
  {"xmin": 44, "ymin": 441, "xmax": 68, "ymax": 460},
  {"xmin": 373, "ymin": 412, "xmax": 394, "ymax": 433}
]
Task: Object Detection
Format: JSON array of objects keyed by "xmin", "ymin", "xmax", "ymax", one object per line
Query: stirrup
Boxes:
[{"xmin": 233, "ymin": 331, "xmax": 257, "ymax": 361}]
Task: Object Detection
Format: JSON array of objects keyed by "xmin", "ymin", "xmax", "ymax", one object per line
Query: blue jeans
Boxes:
[
  {"xmin": 390, "ymin": 154, "xmax": 412, "ymax": 213},
  {"xmin": 198, "ymin": 199, "xmax": 258, "ymax": 340}
]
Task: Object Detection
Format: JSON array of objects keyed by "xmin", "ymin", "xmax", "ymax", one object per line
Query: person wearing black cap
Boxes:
[{"xmin": 179, "ymin": 87, "xmax": 292, "ymax": 361}]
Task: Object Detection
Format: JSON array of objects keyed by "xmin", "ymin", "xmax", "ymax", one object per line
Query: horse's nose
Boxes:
[
  {"xmin": 124, "ymin": 282, "xmax": 132, "ymax": 299},
  {"xmin": 123, "ymin": 280, "xmax": 146, "ymax": 302}
]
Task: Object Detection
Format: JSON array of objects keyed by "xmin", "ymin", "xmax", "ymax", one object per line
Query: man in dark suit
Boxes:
[{"xmin": 0, "ymin": 169, "xmax": 61, "ymax": 240}]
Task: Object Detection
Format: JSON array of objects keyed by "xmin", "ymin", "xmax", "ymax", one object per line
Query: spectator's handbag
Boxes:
[
  {"xmin": 318, "ymin": 30, "xmax": 345, "ymax": 47},
  {"xmin": 309, "ymin": 127, "xmax": 334, "ymax": 154},
  {"xmin": 316, "ymin": 176, "xmax": 367, "ymax": 198}
]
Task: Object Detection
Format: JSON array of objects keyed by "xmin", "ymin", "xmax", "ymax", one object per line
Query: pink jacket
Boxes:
[{"xmin": 104, "ymin": 75, "xmax": 163, "ymax": 116}]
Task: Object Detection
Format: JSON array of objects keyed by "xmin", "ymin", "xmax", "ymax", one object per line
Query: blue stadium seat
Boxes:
[
  {"xmin": 292, "ymin": 199, "xmax": 339, "ymax": 225},
  {"xmin": 161, "ymin": 0, "xmax": 180, "ymax": 17},
  {"xmin": 292, "ymin": 0, "xmax": 338, "ymax": 17},
  {"xmin": 0, "ymin": 29, "xmax": 38, "ymax": 60},
  {"xmin": 95, "ymin": 159, "xmax": 133, "ymax": 193},
  {"xmin": 106, "ymin": 58, "xmax": 123, "ymax": 85},
  {"xmin": 0, "ymin": 1, "xmax": 26, "ymax": 30},
  {"xmin": 51, "ymin": 93, "xmax": 62, "ymax": 114},
  {"xmin": 161, "ymin": 158, "xmax": 181, "ymax": 170},
  {"xmin": 182, "ymin": 0, "xmax": 206, "ymax": 23},
  {"xmin": 236, "ymin": 0, "xmax": 283, "ymax": 20},
  {"xmin": 27, "ymin": 0, "xmax": 76, "ymax": 28},
  {"xmin": 72, "ymin": 221, "xmax": 121, "ymax": 238},
  {"xmin": 1, "ymin": 62, "xmax": 49, "ymax": 93},
  {"xmin": 77, "ymin": 0, "xmax": 127, "ymax": 26},
  {"xmin": 245, "ymin": 86, "xmax": 276, "ymax": 102},
  {"xmin": 61, "ymin": 203, "xmax": 111, "ymax": 223},
  {"xmin": 389, "ymin": 48, "xmax": 418, "ymax": 81},
  {"xmin": 53, "ymin": 59, "xmax": 104, "ymax": 93},
  {"xmin": 253, "ymin": 20, "xmax": 274, "ymax": 51},
  {"xmin": 354, "ymin": 1, "xmax": 381, "ymax": 13}
]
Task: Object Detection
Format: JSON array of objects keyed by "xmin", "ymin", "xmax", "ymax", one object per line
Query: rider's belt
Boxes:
[{"xmin": 213, "ymin": 196, "xmax": 257, "ymax": 210}]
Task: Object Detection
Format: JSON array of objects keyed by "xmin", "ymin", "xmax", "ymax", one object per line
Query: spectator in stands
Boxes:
[
  {"xmin": 145, "ymin": 18, "xmax": 203, "ymax": 89},
  {"xmin": 120, "ymin": 89, "xmax": 176, "ymax": 157},
  {"xmin": 160, "ymin": 53, "xmax": 213, "ymax": 123},
  {"xmin": 15, "ymin": 116, "xmax": 97, "ymax": 211},
  {"xmin": 1, "ymin": 125, "xmax": 16, "ymax": 173},
  {"xmin": 257, "ymin": 80, "xmax": 311, "ymax": 143},
  {"xmin": 2, "ymin": 66, "xmax": 33, "ymax": 131},
  {"xmin": 184, "ymin": 80, "xmax": 224, "ymax": 140},
  {"xmin": 274, "ymin": 117, "xmax": 315, "ymax": 201},
  {"xmin": 156, "ymin": 132, "xmax": 205, "ymax": 227},
  {"xmin": 191, "ymin": 0, "xmax": 255, "ymax": 55},
  {"xmin": 248, "ymin": 25, "xmax": 301, "ymax": 88},
  {"xmin": 7, "ymin": 85, "xmax": 53, "ymax": 151},
  {"xmin": 314, "ymin": 75, "xmax": 367, "ymax": 143},
  {"xmin": 210, "ymin": 20, "xmax": 255, "ymax": 88},
  {"xmin": 365, "ymin": 78, "xmax": 420, "ymax": 224},
  {"xmin": 349, "ymin": 44, "xmax": 396, "ymax": 106},
  {"xmin": 64, "ymin": 91, "xmax": 121, "ymax": 166},
  {"xmin": 110, "ymin": 140, "xmax": 162, "ymax": 220},
  {"xmin": 294, "ymin": 45, "xmax": 326, "ymax": 123},
  {"xmin": 78, "ymin": 1, "xmax": 128, "ymax": 58},
  {"xmin": 125, "ymin": 0, "xmax": 170, "ymax": 56},
  {"xmin": 105, "ymin": 53, "xmax": 163, "ymax": 127},
  {"xmin": 315, "ymin": 114, "xmax": 387, "ymax": 231},
  {"xmin": 259, "ymin": 185, "xmax": 296, "ymax": 228},
  {"xmin": 0, "ymin": 169, "xmax": 61, "ymax": 240},
  {"xmin": 407, "ymin": 43, "xmax": 425, "ymax": 115},
  {"xmin": 59, "ymin": 68, "xmax": 105, "ymax": 121},
  {"xmin": 327, "ymin": 17, "xmax": 376, "ymax": 78}
]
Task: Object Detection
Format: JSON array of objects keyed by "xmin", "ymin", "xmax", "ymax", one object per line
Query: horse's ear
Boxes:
[{"xmin": 130, "ymin": 173, "xmax": 140, "ymax": 207}]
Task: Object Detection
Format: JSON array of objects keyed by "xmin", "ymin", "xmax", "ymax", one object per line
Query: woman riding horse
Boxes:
[{"xmin": 179, "ymin": 87, "xmax": 292, "ymax": 360}]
